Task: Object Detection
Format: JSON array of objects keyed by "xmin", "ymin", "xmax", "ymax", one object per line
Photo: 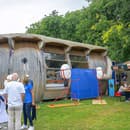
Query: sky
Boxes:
[{"xmin": 0, "ymin": 0, "xmax": 88, "ymax": 34}]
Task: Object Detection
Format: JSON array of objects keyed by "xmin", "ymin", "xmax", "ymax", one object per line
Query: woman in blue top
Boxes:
[{"xmin": 21, "ymin": 75, "xmax": 35, "ymax": 130}]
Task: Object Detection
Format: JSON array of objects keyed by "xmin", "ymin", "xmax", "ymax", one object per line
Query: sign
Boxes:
[
  {"xmin": 60, "ymin": 64, "xmax": 71, "ymax": 79},
  {"xmin": 96, "ymin": 67, "xmax": 103, "ymax": 79}
]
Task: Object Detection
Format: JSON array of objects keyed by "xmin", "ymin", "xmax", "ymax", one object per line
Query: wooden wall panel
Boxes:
[
  {"xmin": 10, "ymin": 48, "xmax": 44, "ymax": 102},
  {"xmin": 0, "ymin": 48, "xmax": 9, "ymax": 89}
]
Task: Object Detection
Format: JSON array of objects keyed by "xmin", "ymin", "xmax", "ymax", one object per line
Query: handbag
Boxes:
[{"xmin": 32, "ymin": 105, "xmax": 37, "ymax": 120}]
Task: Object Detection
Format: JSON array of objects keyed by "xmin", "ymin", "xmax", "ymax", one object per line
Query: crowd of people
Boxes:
[{"xmin": 0, "ymin": 73, "xmax": 35, "ymax": 130}]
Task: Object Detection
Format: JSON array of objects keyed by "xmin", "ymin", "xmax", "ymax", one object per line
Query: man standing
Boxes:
[{"xmin": 4, "ymin": 73, "xmax": 25, "ymax": 130}]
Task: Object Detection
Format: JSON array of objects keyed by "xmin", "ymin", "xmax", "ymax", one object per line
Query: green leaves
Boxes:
[{"xmin": 26, "ymin": 0, "xmax": 130, "ymax": 62}]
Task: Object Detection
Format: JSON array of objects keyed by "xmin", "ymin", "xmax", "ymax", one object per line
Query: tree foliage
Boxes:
[{"xmin": 26, "ymin": 0, "xmax": 130, "ymax": 62}]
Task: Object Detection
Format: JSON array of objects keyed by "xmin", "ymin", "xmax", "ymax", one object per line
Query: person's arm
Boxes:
[
  {"xmin": 3, "ymin": 86, "xmax": 8, "ymax": 104},
  {"xmin": 31, "ymin": 88, "xmax": 35, "ymax": 106},
  {"xmin": 28, "ymin": 80, "xmax": 35, "ymax": 105},
  {"xmin": 128, "ymin": 84, "xmax": 130, "ymax": 88},
  {"xmin": 21, "ymin": 93, "xmax": 25, "ymax": 101},
  {"xmin": 20, "ymin": 83, "xmax": 25, "ymax": 102},
  {"xmin": 3, "ymin": 94, "xmax": 8, "ymax": 103},
  {"xmin": 121, "ymin": 86, "xmax": 128, "ymax": 91}
]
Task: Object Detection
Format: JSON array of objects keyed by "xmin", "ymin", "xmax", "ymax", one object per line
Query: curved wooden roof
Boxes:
[{"xmin": 0, "ymin": 33, "xmax": 107, "ymax": 53}]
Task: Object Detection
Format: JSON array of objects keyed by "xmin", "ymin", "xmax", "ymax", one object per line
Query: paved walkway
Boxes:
[{"xmin": 0, "ymin": 122, "xmax": 7, "ymax": 130}]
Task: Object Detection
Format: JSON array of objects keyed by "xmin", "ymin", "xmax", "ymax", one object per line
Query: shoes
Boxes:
[
  {"xmin": 28, "ymin": 126, "xmax": 34, "ymax": 130},
  {"xmin": 20, "ymin": 124, "xmax": 28, "ymax": 129}
]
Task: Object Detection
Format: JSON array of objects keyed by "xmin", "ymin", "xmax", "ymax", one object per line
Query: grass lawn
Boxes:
[{"xmin": 34, "ymin": 96, "xmax": 130, "ymax": 130}]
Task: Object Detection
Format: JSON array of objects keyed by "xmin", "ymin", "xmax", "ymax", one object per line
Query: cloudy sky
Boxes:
[{"xmin": 0, "ymin": 0, "xmax": 88, "ymax": 34}]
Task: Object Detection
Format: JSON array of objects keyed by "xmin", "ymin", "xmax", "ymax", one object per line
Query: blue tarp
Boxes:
[{"xmin": 70, "ymin": 69, "xmax": 99, "ymax": 100}]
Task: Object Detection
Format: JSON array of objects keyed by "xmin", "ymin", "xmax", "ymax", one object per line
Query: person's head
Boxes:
[
  {"xmin": 12, "ymin": 73, "xmax": 19, "ymax": 81},
  {"xmin": 23, "ymin": 74, "xmax": 29, "ymax": 85},
  {"xmin": 25, "ymin": 74, "xmax": 29, "ymax": 78},
  {"xmin": 6, "ymin": 74, "xmax": 13, "ymax": 82}
]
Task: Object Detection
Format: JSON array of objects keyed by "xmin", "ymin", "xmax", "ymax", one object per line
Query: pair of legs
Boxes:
[
  {"xmin": 121, "ymin": 92, "xmax": 130, "ymax": 100},
  {"xmin": 8, "ymin": 105, "xmax": 22, "ymax": 130},
  {"xmin": 23, "ymin": 103, "xmax": 33, "ymax": 127}
]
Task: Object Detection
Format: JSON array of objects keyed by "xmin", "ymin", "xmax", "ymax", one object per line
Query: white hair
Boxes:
[
  {"xmin": 6, "ymin": 74, "xmax": 13, "ymax": 81},
  {"xmin": 12, "ymin": 73, "xmax": 19, "ymax": 81}
]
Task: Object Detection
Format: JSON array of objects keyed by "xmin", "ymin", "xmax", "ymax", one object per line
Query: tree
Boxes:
[
  {"xmin": 102, "ymin": 23, "xmax": 130, "ymax": 62},
  {"xmin": 26, "ymin": 0, "xmax": 130, "ymax": 62},
  {"xmin": 26, "ymin": 10, "xmax": 63, "ymax": 38}
]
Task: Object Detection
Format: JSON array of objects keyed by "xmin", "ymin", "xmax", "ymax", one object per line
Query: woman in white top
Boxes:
[{"xmin": 118, "ymin": 81, "xmax": 130, "ymax": 101}]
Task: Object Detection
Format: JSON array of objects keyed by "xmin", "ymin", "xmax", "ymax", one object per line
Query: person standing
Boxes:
[
  {"xmin": 4, "ymin": 73, "xmax": 25, "ymax": 130},
  {"xmin": 0, "ymin": 95, "xmax": 8, "ymax": 127},
  {"xmin": 21, "ymin": 75, "xmax": 35, "ymax": 130}
]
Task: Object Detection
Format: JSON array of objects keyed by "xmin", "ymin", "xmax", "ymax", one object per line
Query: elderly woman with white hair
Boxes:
[{"xmin": 4, "ymin": 73, "xmax": 25, "ymax": 130}]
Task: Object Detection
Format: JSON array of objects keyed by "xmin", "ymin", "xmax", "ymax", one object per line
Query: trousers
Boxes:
[{"xmin": 8, "ymin": 105, "xmax": 22, "ymax": 130}]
